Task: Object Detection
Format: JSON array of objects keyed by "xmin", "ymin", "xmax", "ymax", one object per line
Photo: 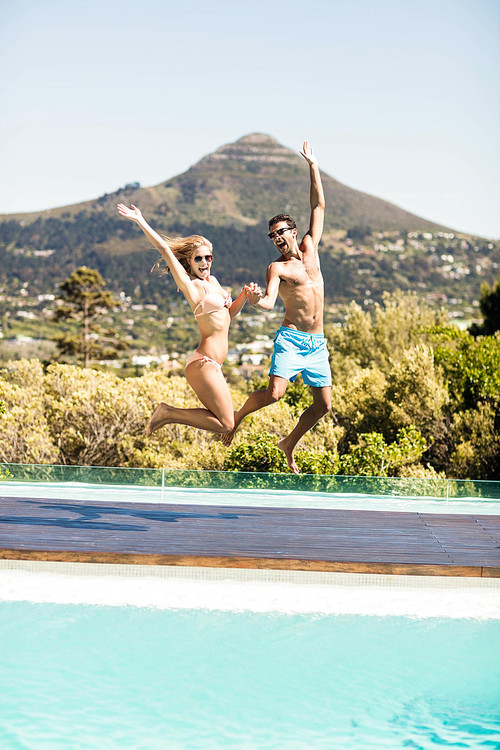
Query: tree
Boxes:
[
  {"xmin": 384, "ymin": 344, "xmax": 448, "ymax": 443},
  {"xmin": 326, "ymin": 290, "xmax": 447, "ymax": 372},
  {"xmin": 432, "ymin": 327, "xmax": 500, "ymax": 411},
  {"xmin": 325, "ymin": 292, "xmax": 500, "ymax": 479},
  {"xmin": 223, "ymin": 431, "xmax": 289, "ymax": 473},
  {"xmin": 222, "ymin": 430, "xmax": 338, "ymax": 474},
  {"xmin": 339, "ymin": 426, "xmax": 427, "ymax": 477},
  {"xmin": 469, "ymin": 275, "xmax": 500, "ymax": 336},
  {"xmin": 448, "ymin": 403, "xmax": 500, "ymax": 480},
  {"xmin": 346, "ymin": 224, "xmax": 372, "ymax": 240},
  {"xmin": 427, "ymin": 325, "xmax": 500, "ymax": 477},
  {"xmin": 53, "ymin": 266, "xmax": 127, "ymax": 367},
  {"xmin": 0, "ymin": 359, "xmax": 58, "ymax": 464},
  {"xmin": 0, "ymin": 400, "xmax": 11, "ymax": 479}
]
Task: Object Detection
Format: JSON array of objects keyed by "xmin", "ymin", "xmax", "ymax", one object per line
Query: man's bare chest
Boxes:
[{"xmin": 279, "ymin": 261, "xmax": 321, "ymax": 290}]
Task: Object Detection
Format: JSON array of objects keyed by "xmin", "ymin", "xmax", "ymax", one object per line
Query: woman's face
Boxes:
[{"xmin": 189, "ymin": 245, "xmax": 213, "ymax": 279}]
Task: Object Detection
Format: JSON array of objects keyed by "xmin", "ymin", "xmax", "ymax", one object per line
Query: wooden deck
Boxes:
[{"xmin": 1, "ymin": 495, "xmax": 499, "ymax": 577}]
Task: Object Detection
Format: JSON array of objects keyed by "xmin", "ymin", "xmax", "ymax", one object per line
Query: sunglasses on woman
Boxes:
[{"xmin": 193, "ymin": 254, "xmax": 213, "ymax": 263}]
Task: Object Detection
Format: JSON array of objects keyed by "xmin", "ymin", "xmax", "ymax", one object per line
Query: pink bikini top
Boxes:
[{"xmin": 194, "ymin": 282, "xmax": 232, "ymax": 318}]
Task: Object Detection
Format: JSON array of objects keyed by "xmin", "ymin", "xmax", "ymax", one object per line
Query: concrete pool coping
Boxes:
[{"xmin": 2, "ymin": 560, "xmax": 500, "ymax": 618}]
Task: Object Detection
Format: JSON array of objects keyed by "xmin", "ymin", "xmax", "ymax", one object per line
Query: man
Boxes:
[{"xmin": 222, "ymin": 141, "xmax": 332, "ymax": 473}]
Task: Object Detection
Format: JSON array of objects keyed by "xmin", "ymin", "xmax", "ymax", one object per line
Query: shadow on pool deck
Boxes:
[{"xmin": 0, "ymin": 499, "xmax": 249, "ymax": 531}]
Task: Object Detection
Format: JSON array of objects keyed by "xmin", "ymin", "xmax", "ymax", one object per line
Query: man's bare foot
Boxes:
[
  {"xmin": 220, "ymin": 412, "xmax": 238, "ymax": 447},
  {"xmin": 277, "ymin": 437, "xmax": 299, "ymax": 474},
  {"xmin": 146, "ymin": 403, "xmax": 174, "ymax": 437}
]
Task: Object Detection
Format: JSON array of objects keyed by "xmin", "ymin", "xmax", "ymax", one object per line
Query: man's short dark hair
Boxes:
[{"xmin": 268, "ymin": 213, "xmax": 297, "ymax": 230}]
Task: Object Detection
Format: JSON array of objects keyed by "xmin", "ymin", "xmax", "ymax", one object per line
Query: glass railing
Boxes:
[
  {"xmin": 0, "ymin": 463, "xmax": 162, "ymax": 487},
  {"xmin": 1, "ymin": 462, "xmax": 499, "ymax": 500},
  {"xmin": 448, "ymin": 478, "xmax": 500, "ymax": 500}
]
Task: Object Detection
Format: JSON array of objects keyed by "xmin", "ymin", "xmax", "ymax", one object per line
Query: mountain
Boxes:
[
  {"xmin": 166, "ymin": 133, "xmax": 448, "ymax": 232},
  {"xmin": 1, "ymin": 133, "xmax": 445, "ymax": 232},
  {"xmin": 0, "ymin": 134, "xmax": 498, "ymax": 312}
]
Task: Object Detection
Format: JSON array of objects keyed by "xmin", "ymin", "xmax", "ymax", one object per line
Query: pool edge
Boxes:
[{"xmin": 1, "ymin": 548, "xmax": 498, "ymax": 577}]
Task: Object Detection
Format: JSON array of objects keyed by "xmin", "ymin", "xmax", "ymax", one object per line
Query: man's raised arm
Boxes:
[{"xmin": 299, "ymin": 141, "xmax": 325, "ymax": 250}]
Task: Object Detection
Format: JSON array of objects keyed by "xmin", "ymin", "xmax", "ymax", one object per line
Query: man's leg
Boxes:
[
  {"xmin": 277, "ymin": 386, "xmax": 332, "ymax": 474},
  {"xmin": 221, "ymin": 375, "xmax": 288, "ymax": 447}
]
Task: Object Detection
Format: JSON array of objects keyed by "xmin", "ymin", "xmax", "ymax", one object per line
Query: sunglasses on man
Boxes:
[{"xmin": 268, "ymin": 227, "xmax": 293, "ymax": 240}]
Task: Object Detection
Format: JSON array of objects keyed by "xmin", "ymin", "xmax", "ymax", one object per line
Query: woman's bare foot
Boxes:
[
  {"xmin": 146, "ymin": 403, "xmax": 175, "ymax": 437},
  {"xmin": 277, "ymin": 437, "xmax": 299, "ymax": 474},
  {"xmin": 220, "ymin": 412, "xmax": 238, "ymax": 446}
]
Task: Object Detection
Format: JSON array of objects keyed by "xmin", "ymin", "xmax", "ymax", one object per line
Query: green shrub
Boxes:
[
  {"xmin": 223, "ymin": 431, "xmax": 288, "ymax": 473},
  {"xmin": 340, "ymin": 426, "xmax": 427, "ymax": 477}
]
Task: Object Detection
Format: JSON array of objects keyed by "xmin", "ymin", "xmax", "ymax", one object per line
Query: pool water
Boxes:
[{"xmin": 1, "ymin": 601, "xmax": 499, "ymax": 749}]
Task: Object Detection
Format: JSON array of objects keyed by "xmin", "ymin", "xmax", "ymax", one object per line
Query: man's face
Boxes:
[{"xmin": 268, "ymin": 222, "xmax": 297, "ymax": 254}]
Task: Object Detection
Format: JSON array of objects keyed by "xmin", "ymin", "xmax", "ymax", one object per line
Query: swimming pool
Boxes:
[
  {"xmin": 1, "ymin": 562, "xmax": 499, "ymax": 749},
  {"xmin": 1, "ymin": 468, "xmax": 499, "ymax": 747}
]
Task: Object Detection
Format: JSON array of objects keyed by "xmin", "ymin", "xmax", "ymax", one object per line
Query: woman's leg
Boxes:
[
  {"xmin": 221, "ymin": 375, "xmax": 288, "ymax": 446},
  {"xmin": 147, "ymin": 361, "xmax": 234, "ymax": 436}
]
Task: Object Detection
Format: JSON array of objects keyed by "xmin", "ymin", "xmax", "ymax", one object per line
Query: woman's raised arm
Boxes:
[{"xmin": 117, "ymin": 204, "xmax": 192, "ymax": 295}]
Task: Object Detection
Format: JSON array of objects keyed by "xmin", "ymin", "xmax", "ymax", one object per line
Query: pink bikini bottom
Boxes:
[{"xmin": 185, "ymin": 350, "xmax": 222, "ymax": 370}]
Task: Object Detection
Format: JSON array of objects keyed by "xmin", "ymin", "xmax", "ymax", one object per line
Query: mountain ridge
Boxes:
[
  {"xmin": 1, "ymin": 133, "xmax": 447, "ymax": 234},
  {"xmin": 0, "ymin": 134, "xmax": 497, "ymax": 316}
]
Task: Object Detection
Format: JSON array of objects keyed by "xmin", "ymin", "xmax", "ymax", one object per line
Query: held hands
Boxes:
[
  {"xmin": 117, "ymin": 203, "xmax": 143, "ymax": 223},
  {"xmin": 244, "ymin": 282, "xmax": 263, "ymax": 305},
  {"xmin": 299, "ymin": 141, "xmax": 318, "ymax": 166}
]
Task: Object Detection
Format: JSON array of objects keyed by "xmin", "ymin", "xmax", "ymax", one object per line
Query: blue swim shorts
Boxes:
[{"xmin": 269, "ymin": 326, "xmax": 332, "ymax": 388}]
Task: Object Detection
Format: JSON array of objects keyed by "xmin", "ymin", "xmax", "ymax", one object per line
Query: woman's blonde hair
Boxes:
[{"xmin": 151, "ymin": 234, "xmax": 213, "ymax": 276}]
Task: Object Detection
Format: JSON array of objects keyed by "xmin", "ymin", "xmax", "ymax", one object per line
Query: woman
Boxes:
[{"xmin": 117, "ymin": 203, "xmax": 259, "ymax": 436}]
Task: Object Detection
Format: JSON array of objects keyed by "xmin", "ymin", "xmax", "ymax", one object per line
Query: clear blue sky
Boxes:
[{"xmin": 2, "ymin": 0, "xmax": 499, "ymax": 238}]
